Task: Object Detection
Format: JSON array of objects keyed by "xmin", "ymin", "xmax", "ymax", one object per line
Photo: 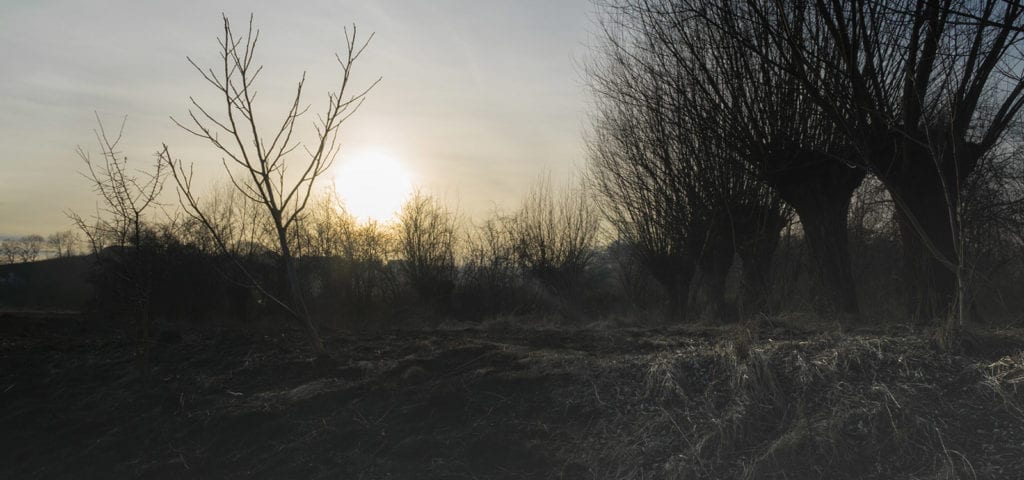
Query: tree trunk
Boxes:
[
  {"xmin": 278, "ymin": 226, "xmax": 327, "ymax": 356},
  {"xmin": 734, "ymin": 206, "xmax": 788, "ymax": 317},
  {"xmin": 771, "ymin": 159, "xmax": 864, "ymax": 318},
  {"xmin": 648, "ymin": 255, "xmax": 695, "ymax": 322},
  {"xmin": 888, "ymin": 174, "xmax": 958, "ymax": 323},
  {"xmin": 877, "ymin": 138, "xmax": 977, "ymax": 324},
  {"xmin": 696, "ymin": 224, "xmax": 735, "ymax": 323},
  {"xmin": 667, "ymin": 268, "xmax": 694, "ymax": 322},
  {"xmin": 738, "ymin": 246, "xmax": 773, "ymax": 315}
]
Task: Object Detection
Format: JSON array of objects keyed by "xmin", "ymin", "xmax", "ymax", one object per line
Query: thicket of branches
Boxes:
[
  {"xmin": 585, "ymin": 0, "xmax": 1024, "ymax": 336},
  {"xmin": 587, "ymin": 9, "xmax": 793, "ymax": 322},
  {"xmin": 60, "ymin": 178, "xmax": 610, "ymax": 327},
  {"xmin": 43, "ymin": 158, "xmax": 1024, "ymax": 334},
  {"xmin": 25, "ymin": 4, "xmax": 1024, "ymax": 349}
]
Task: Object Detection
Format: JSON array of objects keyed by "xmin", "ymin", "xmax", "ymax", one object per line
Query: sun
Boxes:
[{"xmin": 333, "ymin": 149, "xmax": 414, "ymax": 223}]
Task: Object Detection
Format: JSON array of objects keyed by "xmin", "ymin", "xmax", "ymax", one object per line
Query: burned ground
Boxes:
[{"xmin": 2, "ymin": 313, "xmax": 1023, "ymax": 479}]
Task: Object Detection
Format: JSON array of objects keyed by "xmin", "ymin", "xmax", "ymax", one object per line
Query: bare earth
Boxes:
[{"xmin": 2, "ymin": 313, "xmax": 1023, "ymax": 479}]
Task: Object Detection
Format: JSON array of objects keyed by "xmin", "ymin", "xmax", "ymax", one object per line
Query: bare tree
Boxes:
[
  {"xmin": 586, "ymin": 48, "xmax": 699, "ymax": 318},
  {"xmin": 345, "ymin": 220, "xmax": 397, "ymax": 310},
  {"xmin": 69, "ymin": 117, "xmax": 166, "ymax": 259},
  {"xmin": 395, "ymin": 190, "xmax": 459, "ymax": 309},
  {"xmin": 0, "ymin": 236, "xmax": 45, "ymax": 263},
  {"xmin": 722, "ymin": 0, "xmax": 1024, "ymax": 325},
  {"xmin": 0, "ymin": 240, "xmax": 15, "ymax": 264},
  {"xmin": 508, "ymin": 177, "xmax": 601, "ymax": 295},
  {"xmin": 161, "ymin": 15, "xmax": 378, "ymax": 356},
  {"xmin": 291, "ymin": 190, "xmax": 353, "ymax": 258},
  {"xmin": 15, "ymin": 235, "xmax": 44, "ymax": 263},
  {"xmin": 621, "ymin": 0, "xmax": 865, "ymax": 317},
  {"xmin": 284, "ymin": 191, "xmax": 398, "ymax": 321},
  {"xmin": 0, "ymin": 241, "xmax": 11, "ymax": 264},
  {"xmin": 47, "ymin": 230, "xmax": 80, "ymax": 258},
  {"xmin": 188, "ymin": 181, "xmax": 276, "ymax": 257},
  {"xmin": 587, "ymin": 7, "xmax": 790, "ymax": 321},
  {"xmin": 464, "ymin": 214, "xmax": 517, "ymax": 281},
  {"xmin": 68, "ymin": 116, "xmax": 167, "ymax": 360},
  {"xmin": 461, "ymin": 211, "xmax": 520, "ymax": 314}
]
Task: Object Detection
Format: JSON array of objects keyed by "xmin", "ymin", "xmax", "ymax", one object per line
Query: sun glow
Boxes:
[{"xmin": 333, "ymin": 150, "xmax": 414, "ymax": 223}]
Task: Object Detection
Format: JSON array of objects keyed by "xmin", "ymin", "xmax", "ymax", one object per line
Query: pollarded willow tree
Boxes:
[
  {"xmin": 161, "ymin": 15, "xmax": 378, "ymax": 356},
  {"xmin": 586, "ymin": 53, "xmax": 694, "ymax": 317},
  {"xmin": 631, "ymin": 0, "xmax": 866, "ymax": 317},
  {"xmin": 727, "ymin": 0, "xmax": 1024, "ymax": 324},
  {"xmin": 587, "ymin": 8, "xmax": 790, "ymax": 320}
]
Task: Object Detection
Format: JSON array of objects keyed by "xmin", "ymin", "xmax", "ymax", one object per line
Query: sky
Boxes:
[{"xmin": 0, "ymin": 0, "xmax": 598, "ymax": 236}]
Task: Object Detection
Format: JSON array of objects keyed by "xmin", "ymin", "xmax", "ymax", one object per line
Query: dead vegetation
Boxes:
[{"xmin": 1, "ymin": 314, "xmax": 1023, "ymax": 479}]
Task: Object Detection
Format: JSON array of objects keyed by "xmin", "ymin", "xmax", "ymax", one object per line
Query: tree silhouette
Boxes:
[
  {"xmin": 68, "ymin": 115, "xmax": 167, "ymax": 362},
  {"xmin": 396, "ymin": 190, "xmax": 459, "ymax": 311},
  {"xmin": 162, "ymin": 15, "xmax": 378, "ymax": 356},
  {"xmin": 588, "ymin": 2, "xmax": 790, "ymax": 320},
  {"xmin": 47, "ymin": 230, "xmax": 80, "ymax": 258},
  {"xmin": 729, "ymin": 0, "xmax": 1024, "ymax": 323}
]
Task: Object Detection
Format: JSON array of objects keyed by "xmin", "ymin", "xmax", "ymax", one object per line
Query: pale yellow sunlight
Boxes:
[{"xmin": 333, "ymin": 149, "xmax": 414, "ymax": 223}]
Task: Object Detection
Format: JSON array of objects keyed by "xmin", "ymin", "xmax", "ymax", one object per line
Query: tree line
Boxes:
[
  {"xmin": 586, "ymin": 0, "xmax": 1024, "ymax": 345},
  {"xmin": 28, "ymin": 4, "xmax": 1024, "ymax": 359},
  {"xmin": 0, "ymin": 231, "xmax": 80, "ymax": 264}
]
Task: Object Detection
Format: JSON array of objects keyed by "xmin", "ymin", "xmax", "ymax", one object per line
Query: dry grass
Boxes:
[
  {"xmin": 557, "ymin": 326, "xmax": 1023, "ymax": 479},
  {"xmin": 2, "ymin": 314, "xmax": 1023, "ymax": 479}
]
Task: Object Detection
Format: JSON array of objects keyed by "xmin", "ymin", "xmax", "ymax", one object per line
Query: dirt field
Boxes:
[{"xmin": 2, "ymin": 313, "xmax": 1023, "ymax": 479}]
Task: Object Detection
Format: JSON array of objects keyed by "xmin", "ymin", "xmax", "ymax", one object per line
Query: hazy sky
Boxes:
[{"xmin": 0, "ymin": 0, "xmax": 597, "ymax": 236}]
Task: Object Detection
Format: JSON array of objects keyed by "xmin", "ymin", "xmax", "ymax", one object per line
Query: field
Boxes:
[{"xmin": 2, "ymin": 312, "xmax": 1024, "ymax": 479}]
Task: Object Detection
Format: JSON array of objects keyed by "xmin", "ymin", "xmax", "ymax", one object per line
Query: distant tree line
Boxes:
[{"xmin": 0, "ymin": 231, "xmax": 80, "ymax": 264}]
